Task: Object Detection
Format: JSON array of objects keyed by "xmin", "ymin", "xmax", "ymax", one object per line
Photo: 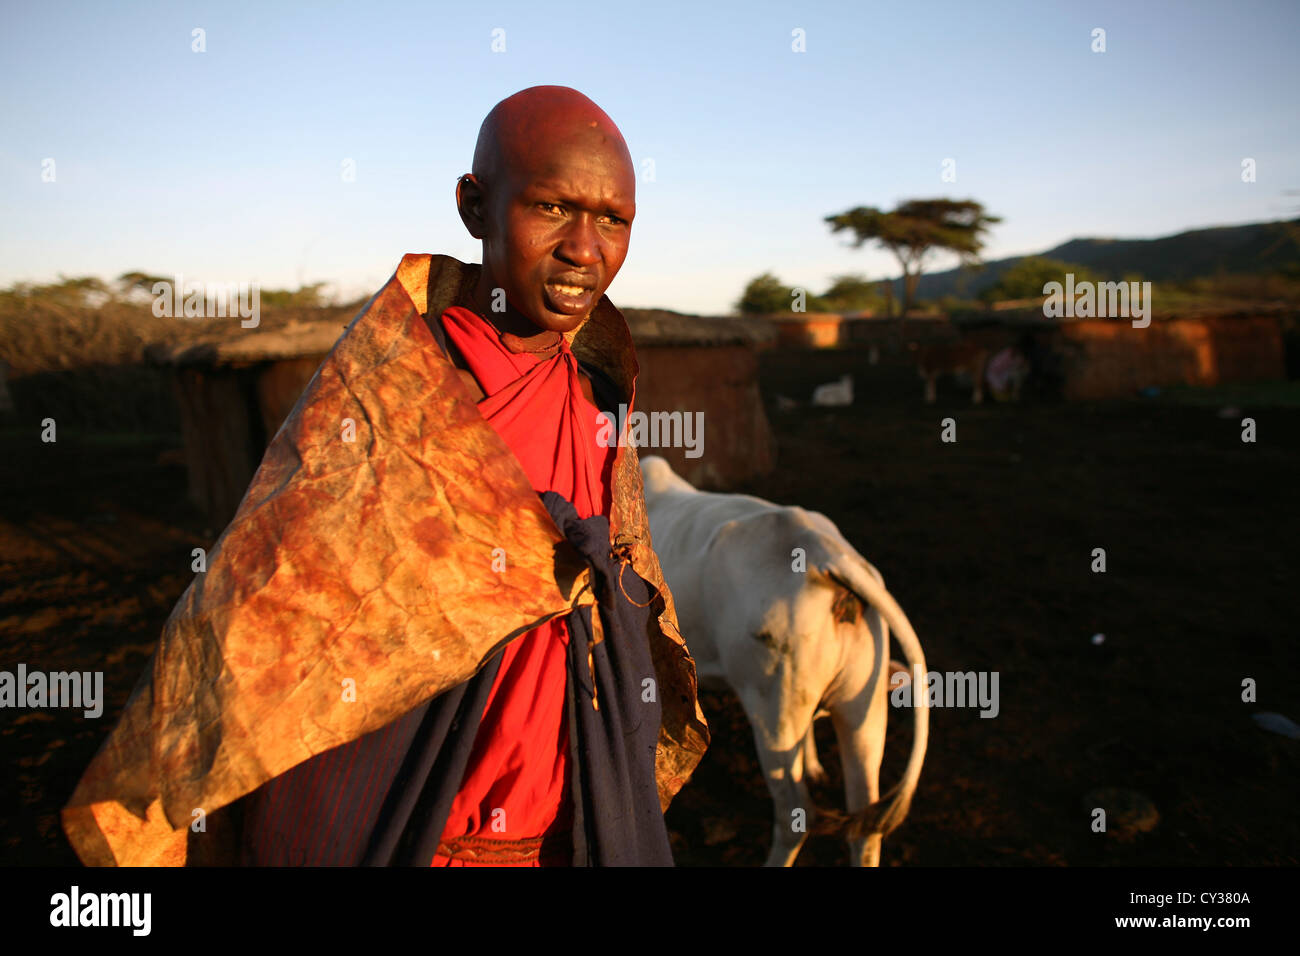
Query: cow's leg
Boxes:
[
  {"xmin": 802, "ymin": 725, "xmax": 826, "ymax": 783},
  {"xmin": 831, "ymin": 610, "xmax": 891, "ymax": 867},
  {"xmin": 741, "ymin": 683, "xmax": 820, "ymax": 867}
]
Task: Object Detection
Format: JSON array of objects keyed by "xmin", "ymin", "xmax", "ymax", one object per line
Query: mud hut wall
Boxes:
[
  {"xmin": 256, "ymin": 357, "xmax": 327, "ymax": 444},
  {"xmin": 169, "ymin": 356, "xmax": 326, "ymax": 527},
  {"xmin": 171, "ymin": 366, "xmax": 262, "ymax": 527},
  {"xmin": 633, "ymin": 344, "xmax": 776, "ymax": 489},
  {"xmin": 842, "ymin": 316, "xmax": 968, "ymax": 351},
  {"xmin": 176, "ymin": 336, "xmax": 776, "ymax": 524},
  {"xmin": 771, "ymin": 315, "xmax": 844, "ymax": 349},
  {"xmin": 1055, "ymin": 315, "xmax": 1284, "ymax": 399}
]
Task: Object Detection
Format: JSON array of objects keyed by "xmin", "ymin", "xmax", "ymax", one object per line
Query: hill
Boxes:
[{"xmin": 899, "ymin": 218, "xmax": 1300, "ymax": 301}]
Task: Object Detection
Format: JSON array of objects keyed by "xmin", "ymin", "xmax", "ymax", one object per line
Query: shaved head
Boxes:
[
  {"xmin": 472, "ymin": 86, "xmax": 633, "ymax": 189},
  {"xmin": 456, "ymin": 86, "xmax": 637, "ymax": 335}
]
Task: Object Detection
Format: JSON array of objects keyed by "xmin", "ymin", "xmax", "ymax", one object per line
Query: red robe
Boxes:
[{"xmin": 430, "ymin": 305, "xmax": 615, "ymax": 866}]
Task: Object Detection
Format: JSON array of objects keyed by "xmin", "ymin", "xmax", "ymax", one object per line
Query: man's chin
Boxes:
[
  {"xmin": 537, "ymin": 313, "xmax": 588, "ymax": 334},
  {"xmin": 509, "ymin": 306, "xmax": 584, "ymax": 335},
  {"xmin": 538, "ymin": 282, "xmax": 598, "ymax": 319},
  {"xmin": 536, "ymin": 291, "xmax": 597, "ymax": 332}
]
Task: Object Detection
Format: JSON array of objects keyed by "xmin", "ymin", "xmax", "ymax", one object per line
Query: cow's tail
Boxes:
[{"xmin": 825, "ymin": 554, "xmax": 929, "ymax": 840}]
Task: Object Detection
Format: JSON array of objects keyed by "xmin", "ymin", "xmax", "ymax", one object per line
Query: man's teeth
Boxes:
[{"xmin": 548, "ymin": 283, "xmax": 590, "ymax": 297}]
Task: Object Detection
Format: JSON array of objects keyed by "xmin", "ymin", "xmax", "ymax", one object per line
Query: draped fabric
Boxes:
[
  {"xmin": 60, "ymin": 253, "xmax": 709, "ymax": 869},
  {"xmin": 546, "ymin": 493, "xmax": 675, "ymax": 867},
  {"xmin": 429, "ymin": 306, "xmax": 615, "ymax": 866},
  {"xmin": 233, "ymin": 302, "xmax": 650, "ymax": 868},
  {"xmin": 439, "ymin": 306, "xmax": 614, "ymax": 520}
]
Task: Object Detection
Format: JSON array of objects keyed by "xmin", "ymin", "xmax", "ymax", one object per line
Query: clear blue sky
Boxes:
[{"xmin": 2, "ymin": 0, "xmax": 1297, "ymax": 314}]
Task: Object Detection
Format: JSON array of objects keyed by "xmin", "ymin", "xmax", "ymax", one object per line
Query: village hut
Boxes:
[
  {"xmin": 1048, "ymin": 308, "xmax": 1287, "ymax": 400},
  {"xmin": 622, "ymin": 307, "xmax": 776, "ymax": 490},
  {"xmin": 768, "ymin": 312, "xmax": 845, "ymax": 348},
  {"xmin": 948, "ymin": 305, "xmax": 1289, "ymax": 400},
  {"xmin": 148, "ymin": 308, "xmax": 777, "ymax": 528}
]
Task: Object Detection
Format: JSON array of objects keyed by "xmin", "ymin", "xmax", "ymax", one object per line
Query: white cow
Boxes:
[{"xmin": 640, "ymin": 455, "xmax": 928, "ymax": 866}]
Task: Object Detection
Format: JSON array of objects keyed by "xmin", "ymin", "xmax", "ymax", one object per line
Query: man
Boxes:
[{"xmin": 61, "ymin": 87, "xmax": 709, "ymax": 867}]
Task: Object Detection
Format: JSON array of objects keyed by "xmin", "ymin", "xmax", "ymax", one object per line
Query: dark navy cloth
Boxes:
[
  {"xmin": 543, "ymin": 491, "xmax": 673, "ymax": 867},
  {"xmin": 231, "ymin": 490, "xmax": 672, "ymax": 867}
]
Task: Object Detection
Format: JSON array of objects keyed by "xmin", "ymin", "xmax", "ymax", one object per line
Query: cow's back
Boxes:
[
  {"xmin": 644, "ymin": 488, "xmax": 784, "ymax": 673},
  {"xmin": 645, "ymin": 488, "xmax": 851, "ymax": 674}
]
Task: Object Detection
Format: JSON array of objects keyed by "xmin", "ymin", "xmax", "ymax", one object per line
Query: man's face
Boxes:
[{"xmin": 472, "ymin": 131, "xmax": 636, "ymax": 334}]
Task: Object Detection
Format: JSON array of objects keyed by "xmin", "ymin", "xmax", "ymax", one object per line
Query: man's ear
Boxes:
[{"xmin": 455, "ymin": 174, "xmax": 487, "ymax": 239}]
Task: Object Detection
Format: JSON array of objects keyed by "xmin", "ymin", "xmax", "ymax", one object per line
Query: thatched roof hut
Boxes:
[{"xmin": 149, "ymin": 310, "xmax": 777, "ymax": 526}]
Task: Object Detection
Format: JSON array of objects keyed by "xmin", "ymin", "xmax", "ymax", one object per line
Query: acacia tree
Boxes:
[{"xmin": 824, "ymin": 199, "xmax": 1002, "ymax": 318}]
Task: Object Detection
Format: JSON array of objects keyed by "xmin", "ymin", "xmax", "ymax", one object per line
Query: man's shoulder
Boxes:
[{"xmin": 392, "ymin": 253, "xmax": 478, "ymax": 318}]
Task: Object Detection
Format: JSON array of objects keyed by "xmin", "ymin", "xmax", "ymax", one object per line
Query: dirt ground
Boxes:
[{"xmin": 2, "ymin": 346, "xmax": 1297, "ymax": 866}]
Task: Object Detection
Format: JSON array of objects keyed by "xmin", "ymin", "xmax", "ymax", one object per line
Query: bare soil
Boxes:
[{"xmin": 2, "ymin": 345, "xmax": 1297, "ymax": 866}]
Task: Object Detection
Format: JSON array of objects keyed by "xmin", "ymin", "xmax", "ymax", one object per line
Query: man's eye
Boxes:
[{"xmin": 539, "ymin": 202, "xmax": 564, "ymax": 214}]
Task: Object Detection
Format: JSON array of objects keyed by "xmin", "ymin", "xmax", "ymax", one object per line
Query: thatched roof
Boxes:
[
  {"xmin": 622, "ymin": 308, "xmax": 775, "ymax": 347},
  {"xmin": 146, "ymin": 307, "xmax": 775, "ymax": 368},
  {"xmin": 145, "ymin": 318, "xmax": 349, "ymax": 367}
]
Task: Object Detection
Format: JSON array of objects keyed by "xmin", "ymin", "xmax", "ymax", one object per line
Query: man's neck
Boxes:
[{"xmin": 470, "ymin": 275, "xmax": 585, "ymax": 347}]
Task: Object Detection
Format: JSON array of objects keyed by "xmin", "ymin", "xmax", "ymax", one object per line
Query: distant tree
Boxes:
[
  {"xmin": 1262, "ymin": 201, "xmax": 1300, "ymax": 279},
  {"xmin": 979, "ymin": 257, "xmax": 1100, "ymax": 303},
  {"xmin": 819, "ymin": 273, "xmax": 883, "ymax": 313},
  {"xmin": 737, "ymin": 272, "xmax": 793, "ymax": 314},
  {"xmin": 20, "ymin": 275, "xmax": 117, "ymax": 308},
  {"xmin": 739, "ymin": 271, "xmax": 875, "ymax": 315},
  {"xmin": 258, "ymin": 282, "xmax": 329, "ymax": 309},
  {"xmin": 116, "ymin": 274, "xmax": 332, "ymax": 309},
  {"xmin": 56, "ymin": 276, "xmax": 110, "ymax": 295},
  {"xmin": 118, "ymin": 271, "xmax": 171, "ymax": 295},
  {"xmin": 825, "ymin": 199, "xmax": 1002, "ymax": 318}
]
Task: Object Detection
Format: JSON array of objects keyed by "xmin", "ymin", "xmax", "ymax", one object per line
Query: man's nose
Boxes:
[{"xmin": 555, "ymin": 213, "xmax": 601, "ymax": 266}]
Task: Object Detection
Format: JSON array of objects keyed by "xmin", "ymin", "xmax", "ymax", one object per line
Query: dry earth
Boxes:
[{"xmin": 2, "ymin": 346, "xmax": 1297, "ymax": 866}]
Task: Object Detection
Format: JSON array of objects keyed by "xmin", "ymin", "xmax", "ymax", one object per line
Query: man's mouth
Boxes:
[
  {"xmin": 549, "ymin": 282, "xmax": 590, "ymax": 297},
  {"xmin": 543, "ymin": 276, "xmax": 598, "ymax": 315}
]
